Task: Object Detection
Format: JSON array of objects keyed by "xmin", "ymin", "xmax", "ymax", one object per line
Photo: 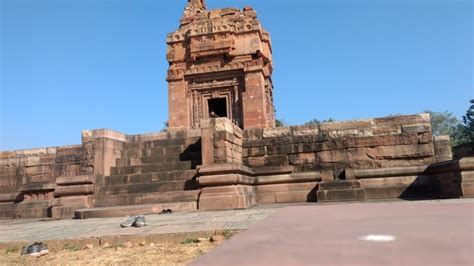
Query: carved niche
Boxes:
[{"xmin": 188, "ymin": 76, "xmax": 244, "ymax": 129}]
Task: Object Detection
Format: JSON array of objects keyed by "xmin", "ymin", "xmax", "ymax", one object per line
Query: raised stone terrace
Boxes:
[
  {"xmin": 0, "ymin": 0, "xmax": 472, "ymax": 219},
  {"xmin": 1, "ymin": 113, "xmax": 472, "ymax": 220}
]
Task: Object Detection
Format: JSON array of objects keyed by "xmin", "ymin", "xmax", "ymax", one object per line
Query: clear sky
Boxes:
[{"xmin": 1, "ymin": 0, "xmax": 472, "ymax": 151}]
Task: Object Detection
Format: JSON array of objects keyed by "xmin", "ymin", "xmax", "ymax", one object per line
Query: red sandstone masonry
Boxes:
[
  {"xmin": 167, "ymin": 2, "xmax": 275, "ymax": 130},
  {"xmin": 242, "ymin": 114, "xmax": 449, "ymax": 174}
]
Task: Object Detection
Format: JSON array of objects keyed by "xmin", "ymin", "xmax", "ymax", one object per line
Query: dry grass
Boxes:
[{"xmin": 0, "ymin": 240, "xmax": 218, "ymax": 265}]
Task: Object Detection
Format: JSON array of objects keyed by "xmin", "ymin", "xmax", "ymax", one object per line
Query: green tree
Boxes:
[
  {"xmin": 426, "ymin": 102, "xmax": 474, "ymax": 146},
  {"xmin": 304, "ymin": 118, "xmax": 336, "ymax": 125},
  {"xmin": 275, "ymin": 118, "xmax": 287, "ymax": 127},
  {"xmin": 464, "ymin": 99, "xmax": 474, "ymax": 142},
  {"xmin": 451, "ymin": 100, "xmax": 474, "ymax": 146},
  {"xmin": 161, "ymin": 121, "xmax": 169, "ymax": 133},
  {"xmin": 426, "ymin": 111, "xmax": 460, "ymax": 136}
]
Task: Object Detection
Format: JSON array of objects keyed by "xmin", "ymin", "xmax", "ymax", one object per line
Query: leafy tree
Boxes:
[
  {"xmin": 464, "ymin": 99, "xmax": 474, "ymax": 141},
  {"xmin": 305, "ymin": 118, "xmax": 336, "ymax": 125},
  {"xmin": 161, "ymin": 121, "xmax": 169, "ymax": 132},
  {"xmin": 275, "ymin": 118, "xmax": 287, "ymax": 127},
  {"xmin": 425, "ymin": 111, "xmax": 460, "ymax": 136},
  {"xmin": 426, "ymin": 101, "xmax": 474, "ymax": 146},
  {"xmin": 450, "ymin": 100, "xmax": 474, "ymax": 146}
]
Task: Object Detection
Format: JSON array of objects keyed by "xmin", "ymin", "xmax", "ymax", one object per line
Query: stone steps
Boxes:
[
  {"xmin": 98, "ymin": 180, "xmax": 197, "ymax": 196},
  {"xmin": 110, "ymin": 161, "xmax": 194, "ymax": 175},
  {"xmin": 317, "ymin": 180, "xmax": 366, "ymax": 202},
  {"xmin": 123, "ymin": 137, "xmax": 201, "ymax": 150},
  {"xmin": 116, "ymin": 153, "xmax": 201, "ymax": 167},
  {"xmin": 74, "ymin": 201, "xmax": 198, "ymax": 219},
  {"xmin": 92, "ymin": 190, "xmax": 200, "ymax": 207},
  {"xmin": 140, "ymin": 154, "xmax": 201, "ymax": 164},
  {"xmin": 103, "ymin": 170, "xmax": 197, "ymax": 186}
]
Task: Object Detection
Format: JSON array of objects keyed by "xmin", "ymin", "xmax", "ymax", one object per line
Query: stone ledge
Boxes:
[
  {"xmin": 319, "ymin": 180, "xmax": 361, "ymax": 190},
  {"xmin": 354, "ymin": 165, "xmax": 429, "ymax": 179},
  {"xmin": 197, "ymin": 174, "xmax": 254, "ymax": 186},
  {"xmin": 317, "ymin": 188, "xmax": 366, "ymax": 202},
  {"xmin": 197, "ymin": 163, "xmax": 253, "ymax": 176},
  {"xmin": 56, "ymin": 175, "xmax": 94, "ymax": 186},
  {"xmin": 0, "ymin": 193, "xmax": 20, "ymax": 203},
  {"xmin": 252, "ymin": 165, "xmax": 294, "ymax": 176},
  {"xmin": 53, "ymin": 185, "xmax": 94, "ymax": 197},
  {"xmin": 254, "ymin": 173, "xmax": 321, "ymax": 185},
  {"xmin": 19, "ymin": 183, "xmax": 56, "ymax": 192},
  {"xmin": 428, "ymin": 157, "xmax": 474, "ymax": 173}
]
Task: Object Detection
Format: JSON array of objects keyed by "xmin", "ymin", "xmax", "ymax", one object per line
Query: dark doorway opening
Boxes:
[{"xmin": 208, "ymin": 98, "xmax": 227, "ymax": 118}]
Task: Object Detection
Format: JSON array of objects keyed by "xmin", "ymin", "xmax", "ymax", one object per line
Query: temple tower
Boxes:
[{"xmin": 166, "ymin": 0, "xmax": 275, "ymax": 130}]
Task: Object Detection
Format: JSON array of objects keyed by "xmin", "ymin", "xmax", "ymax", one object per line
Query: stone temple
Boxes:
[
  {"xmin": 167, "ymin": 0, "xmax": 275, "ymax": 130},
  {"xmin": 0, "ymin": 0, "xmax": 472, "ymax": 219}
]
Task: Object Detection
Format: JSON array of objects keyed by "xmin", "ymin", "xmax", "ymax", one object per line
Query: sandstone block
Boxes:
[
  {"xmin": 243, "ymin": 147, "xmax": 266, "ymax": 157},
  {"xmin": 289, "ymin": 153, "xmax": 316, "ymax": 165},
  {"xmin": 197, "ymin": 174, "xmax": 254, "ymax": 186},
  {"xmin": 345, "ymin": 134, "xmax": 419, "ymax": 149},
  {"xmin": 374, "ymin": 114, "xmax": 430, "ymax": 126},
  {"xmin": 251, "ymin": 165, "xmax": 294, "ymax": 176},
  {"xmin": 263, "ymin": 127, "xmax": 291, "ymax": 138},
  {"xmin": 366, "ymin": 144, "xmax": 435, "ymax": 160},
  {"xmin": 327, "ymin": 128, "xmax": 373, "ymax": 138},
  {"xmin": 56, "ymin": 175, "xmax": 94, "ymax": 186},
  {"xmin": 255, "ymin": 182, "xmax": 317, "ymax": 193},
  {"xmin": 243, "ymin": 129, "xmax": 263, "ymax": 140},
  {"xmin": 291, "ymin": 125, "xmax": 319, "ymax": 137},
  {"xmin": 275, "ymin": 190, "xmax": 317, "ymax": 203},
  {"xmin": 372, "ymin": 124, "xmax": 402, "ymax": 135},
  {"xmin": 254, "ymin": 172, "xmax": 321, "ymax": 185},
  {"xmin": 320, "ymin": 119, "xmax": 374, "ymax": 131},
  {"xmin": 54, "ymin": 185, "xmax": 94, "ymax": 197},
  {"xmin": 198, "ymin": 185, "xmax": 256, "ymax": 211},
  {"xmin": 319, "ymin": 180, "xmax": 361, "ymax": 190},
  {"xmin": 418, "ymin": 132, "xmax": 433, "ymax": 144},
  {"xmin": 317, "ymin": 188, "xmax": 366, "ymax": 202},
  {"xmin": 316, "ymin": 148, "xmax": 370, "ymax": 163},
  {"xmin": 256, "ymin": 193, "xmax": 276, "ymax": 204},
  {"xmin": 402, "ymin": 123, "xmax": 431, "ymax": 133}
]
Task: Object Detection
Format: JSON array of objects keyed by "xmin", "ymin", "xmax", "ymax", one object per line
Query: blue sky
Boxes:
[{"xmin": 1, "ymin": 0, "xmax": 472, "ymax": 150}]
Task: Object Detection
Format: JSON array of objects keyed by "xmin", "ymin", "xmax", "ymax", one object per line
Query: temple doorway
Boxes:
[{"xmin": 208, "ymin": 98, "xmax": 227, "ymax": 118}]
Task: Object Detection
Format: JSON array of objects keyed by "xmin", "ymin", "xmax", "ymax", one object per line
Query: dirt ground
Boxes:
[{"xmin": 0, "ymin": 238, "xmax": 220, "ymax": 265}]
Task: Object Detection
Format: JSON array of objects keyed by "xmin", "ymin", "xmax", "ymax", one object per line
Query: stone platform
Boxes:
[
  {"xmin": 0, "ymin": 206, "xmax": 278, "ymax": 249},
  {"xmin": 194, "ymin": 199, "xmax": 474, "ymax": 266}
]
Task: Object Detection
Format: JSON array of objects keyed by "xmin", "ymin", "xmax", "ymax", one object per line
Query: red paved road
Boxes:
[{"xmin": 193, "ymin": 200, "xmax": 474, "ymax": 265}]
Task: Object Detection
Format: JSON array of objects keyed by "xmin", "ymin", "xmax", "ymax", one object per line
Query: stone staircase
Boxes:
[{"xmin": 75, "ymin": 137, "xmax": 202, "ymax": 219}]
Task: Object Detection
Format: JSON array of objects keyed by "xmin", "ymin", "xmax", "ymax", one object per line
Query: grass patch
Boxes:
[
  {"xmin": 180, "ymin": 238, "xmax": 200, "ymax": 245},
  {"xmin": 111, "ymin": 244, "xmax": 125, "ymax": 249},
  {"xmin": 5, "ymin": 246, "xmax": 18, "ymax": 254},
  {"xmin": 63, "ymin": 243, "xmax": 80, "ymax": 252},
  {"xmin": 221, "ymin": 229, "xmax": 234, "ymax": 239}
]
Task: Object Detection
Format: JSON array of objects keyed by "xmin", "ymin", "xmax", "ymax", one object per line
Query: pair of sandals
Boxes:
[
  {"xmin": 120, "ymin": 215, "xmax": 147, "ymax": 227},
  {"xmin": 159, "ymin": 209, "xmax": 173, "ymax": 215},
  {"xmin": 21, "ymin": 242, "xmax": 49, "ymax": 257}
]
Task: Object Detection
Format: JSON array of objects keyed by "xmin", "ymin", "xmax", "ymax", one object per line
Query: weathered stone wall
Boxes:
[
  {"xmin": 0, "ymin": 145, "xmax": 84, "ymax": 193},
  {"xmin": 0, "ymin": 145, "xmax": 85, "ymax": 218},
  {"xmin": 0, "ymin": 114, "xmax": 459, "ymax": 217},
  {"xmin": 242, "ymin": 114, "xmax": 451, "ymax": 178}
]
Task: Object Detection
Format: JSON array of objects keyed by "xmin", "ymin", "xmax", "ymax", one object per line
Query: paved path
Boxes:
[
  {"xmin": 194, "ymin": 199, "xmax": 474, "ymax": 266},
  {"xmin": 0, "ymin": 207, "xmax": 278, "ymax": 243}
]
